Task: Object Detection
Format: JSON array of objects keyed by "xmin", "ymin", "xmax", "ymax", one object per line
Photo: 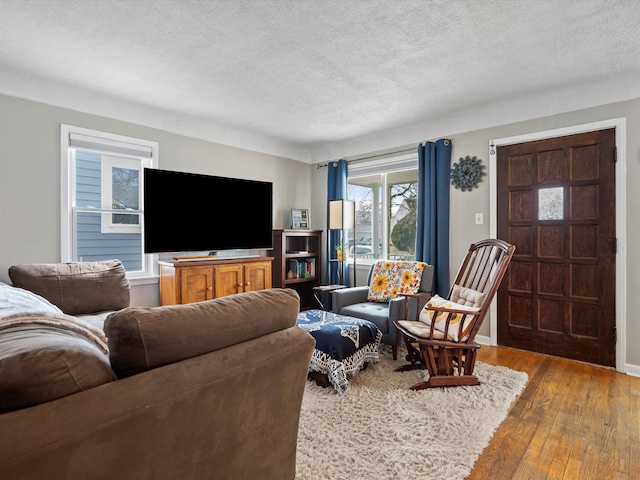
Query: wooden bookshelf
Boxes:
[{"xmin": 271, "ymin": 229, "xmax": 322, "ymax": 310}]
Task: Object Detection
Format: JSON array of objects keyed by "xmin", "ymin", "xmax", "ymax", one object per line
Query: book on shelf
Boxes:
[
  {"xmin": 287, "ymin": 258, "xmax": 316, "ymax": 279},
  {"xmin": 307, "ymin": 258, "xmax": 316, "ymax": 277}
]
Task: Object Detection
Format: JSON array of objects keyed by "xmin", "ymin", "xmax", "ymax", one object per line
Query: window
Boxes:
[
  {"xmin": 538, "ymin": 187, "xmax": 564, "ymax": 220},
  {"xmin": 347, "ymin": 153, "xmax": 418, "ymax": 263},
  {"xmin": 100, "ymin": 156, "xmax": 141, "ymax": 233},
  {"xmin": 61, "ymin": 125, "xmax": 158, "ymax": 280}
]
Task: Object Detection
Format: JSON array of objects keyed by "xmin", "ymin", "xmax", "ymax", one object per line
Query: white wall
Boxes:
[
  {"xmin": 0, "ymin": 94, "xmax": 313, "ymax": 305},
  {"xmin": 311, "ymin": 97, "xmax": 640, "ymax": 368}
]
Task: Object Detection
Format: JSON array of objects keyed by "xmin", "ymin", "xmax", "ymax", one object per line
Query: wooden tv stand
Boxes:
[{"xmin": 158, "ymin": 256, "xmax": 273, "ymax": 305}]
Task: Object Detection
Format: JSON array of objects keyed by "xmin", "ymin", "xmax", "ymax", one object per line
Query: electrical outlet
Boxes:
[{"xmin": 475, "ymin": 213, "xmax": 483, "ymax": 225}]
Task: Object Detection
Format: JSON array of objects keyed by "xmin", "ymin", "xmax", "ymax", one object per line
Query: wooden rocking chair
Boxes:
[{"xmin": 394, "ymin": 239, "xmax": 515, "ymax": 389}]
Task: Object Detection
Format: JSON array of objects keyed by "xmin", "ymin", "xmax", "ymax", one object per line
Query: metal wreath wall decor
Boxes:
[{"xmin": 450, "ymin": 155, "xmax": 486, "ymax": 191}]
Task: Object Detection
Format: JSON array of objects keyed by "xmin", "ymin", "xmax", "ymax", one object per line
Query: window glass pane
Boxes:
[
  {"xmin": 388, "ymin": 171, "xmax": 417, "ymax": 260},
  {"xmin": 73, "ymin": 149, "xmax": 144, "ymax": 273},
  {"xmin": 539, "ymin": 187, "xmax": 564, "ymax": 220},
  {"xmin": 75, "ymin": 210, "xmax": 143, "ymax": 272},
  {"xmin": 348, "ymin": 167, "xmax": 417, "ymax": 262},
  {"xmin": 348, "ymin": 183, "xmax": 378, "ymax": 259},
  {"xmin": 111, "ymin": 166, "xmax": 139, "ymax": 225}
]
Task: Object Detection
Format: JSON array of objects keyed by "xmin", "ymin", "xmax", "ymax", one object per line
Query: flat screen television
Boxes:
[{"xmin": 143, "ymin": 168, "xmax": 273, "ymax": 254}]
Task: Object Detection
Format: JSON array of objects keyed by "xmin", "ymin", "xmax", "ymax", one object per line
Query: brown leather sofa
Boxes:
[{"xmin": 0, "ymin": 261, "xmax": 314, "ymax": 480}]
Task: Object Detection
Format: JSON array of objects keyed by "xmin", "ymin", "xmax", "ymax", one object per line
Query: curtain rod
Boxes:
[{"xmin": 316, "ymin": 139, "xmax": 452, "ymax": 169}]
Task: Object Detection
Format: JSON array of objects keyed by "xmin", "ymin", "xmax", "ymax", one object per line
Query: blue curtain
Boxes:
[
  {"xmin": 416, "ymin": 139, "xmax": 452, "ymax": 296},
  {"xmin": 327, "ymin": 160, "xmax": 348, "ymax": 285}
]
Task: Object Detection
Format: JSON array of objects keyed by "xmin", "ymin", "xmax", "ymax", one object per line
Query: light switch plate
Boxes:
[{"xmin": 475, "ymin": 213, "xmax": 483, "ymax": 225}]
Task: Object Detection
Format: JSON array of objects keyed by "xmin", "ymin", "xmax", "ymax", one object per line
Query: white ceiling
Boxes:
[{"xmin": 1, "ymin": 0, "xmax": 639, "ymax": 163}]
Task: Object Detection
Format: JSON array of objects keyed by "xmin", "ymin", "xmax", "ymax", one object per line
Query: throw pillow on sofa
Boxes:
[{"xmin": 9, "ymin": 259, "xmax": 130, "ymax": 315}]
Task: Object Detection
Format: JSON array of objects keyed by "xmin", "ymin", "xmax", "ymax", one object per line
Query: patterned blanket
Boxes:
[
  {"xmin": 296, "ymin": 309, "xmax": 382, "ymax": 394},
  {"xmin": 0, "ymin": 282, "xmax": 109, "ymax": 353}
]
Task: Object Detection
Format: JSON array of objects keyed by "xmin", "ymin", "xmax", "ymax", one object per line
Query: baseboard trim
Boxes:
[
  {"xmin": 477, "ymin": 334, "xmax": 640, "ymax": 377},
  {"xmin": 625, "ymin": 363, "xmax": 640, "ymax": 378}
]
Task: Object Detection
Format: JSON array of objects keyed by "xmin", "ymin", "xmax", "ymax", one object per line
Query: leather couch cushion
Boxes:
[
  {"xmin": 9, "ymin": 260, "xmax": 130, "ymax": 316},
  {"xmin": 339, "ymin": 302, "xmax": 390, "ymax": 334},
  {"xmin": 105, "ymin": 288, "xmax": 301, "ymax": 378},
  {"xmin": 0, "ymin": 326, "xmax": 117, "ymax": 413}
]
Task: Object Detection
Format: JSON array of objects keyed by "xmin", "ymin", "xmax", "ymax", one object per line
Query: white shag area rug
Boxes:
[{"xmin": 295, "ymin": 351, "xmax": 528, "ymax": 480}]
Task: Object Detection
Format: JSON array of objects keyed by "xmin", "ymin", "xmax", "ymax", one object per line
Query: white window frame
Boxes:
[
  {"xmin": 61, "ymin": 124, "xmax": 159, "ymax": 283},
  {"xmin": 100, "ymin": 155, "xmax": 143, "ymax": 234}
]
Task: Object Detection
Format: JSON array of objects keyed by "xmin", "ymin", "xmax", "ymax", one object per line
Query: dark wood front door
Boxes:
[{"xmin": 497, "ymin": 129, "xmax": 616, "ymax": 366}]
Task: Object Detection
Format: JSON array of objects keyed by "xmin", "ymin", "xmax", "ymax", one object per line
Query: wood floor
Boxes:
[{"xmin": 467, "ymin": 346, "xmax": 640, "ymax": 480}]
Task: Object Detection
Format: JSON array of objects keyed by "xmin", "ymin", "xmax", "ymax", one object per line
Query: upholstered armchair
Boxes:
[{"xmin": 331, "ymin": 261, "xmax": 434, "ymax": 360}]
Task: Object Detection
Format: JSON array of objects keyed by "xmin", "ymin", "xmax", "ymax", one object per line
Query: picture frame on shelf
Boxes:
[{"xmin": 291, "ymin": 208, "xmax": 309, "ymax": 229}]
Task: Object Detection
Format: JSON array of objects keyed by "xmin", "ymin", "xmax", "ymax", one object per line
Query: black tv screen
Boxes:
[{"xmin": 143, "ymin": 168, "xmax": 273, "ymax": 254}]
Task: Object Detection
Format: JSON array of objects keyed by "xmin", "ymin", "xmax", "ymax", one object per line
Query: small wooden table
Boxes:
[{"xmin": 312, "ymin": 284, "xmax": 346, "ymax": 311}]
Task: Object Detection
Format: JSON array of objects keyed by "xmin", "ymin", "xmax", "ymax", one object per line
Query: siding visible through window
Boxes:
[{"xmin": 75, "ymin": 151, "xmax": 142, "ymax": 270}]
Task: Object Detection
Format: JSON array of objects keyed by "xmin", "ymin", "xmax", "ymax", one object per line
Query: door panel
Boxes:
[{"xmin": 497, "ymin": 129, "xmax": 616, "ymax": 366}]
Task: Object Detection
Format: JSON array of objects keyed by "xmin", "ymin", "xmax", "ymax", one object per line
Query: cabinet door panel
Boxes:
[
  {"xmin": 214, "ymin": 265, "xmax": 243, "ymax": 297},
  {"xmin": 180, "ymin": 267, "xmax": 213, "ymax": 304},
  {"xmin": 244, "ymin": 261, "xmax": 272, "ymax": 292}
]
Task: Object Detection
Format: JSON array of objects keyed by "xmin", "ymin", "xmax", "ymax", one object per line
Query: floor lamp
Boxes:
[{"xmin": 328, "ymin": 199, "xmax": 356, "ymax": 286}]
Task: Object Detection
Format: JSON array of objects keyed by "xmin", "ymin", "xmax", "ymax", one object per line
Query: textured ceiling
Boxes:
[{"xmin": 0, "ymin": 0, "xmax": 639, "ymax": 162}]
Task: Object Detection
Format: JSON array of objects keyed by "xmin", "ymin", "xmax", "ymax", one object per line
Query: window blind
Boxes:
[
  {"xmin": 347, "ymin": 152, "xmax": 417, "ymax": 176},
  {"xmin": 69, "ymin": 132, "xmax": 153, "ymax": 158}
]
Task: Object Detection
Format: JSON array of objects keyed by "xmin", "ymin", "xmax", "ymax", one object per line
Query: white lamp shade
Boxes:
[{"xmin": 328, "ymin": 199, "xmax": 355, "ymax": 230}]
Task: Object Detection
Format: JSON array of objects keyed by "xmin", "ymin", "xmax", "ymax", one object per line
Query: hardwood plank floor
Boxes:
[{"xmin": 468, "ymin": 346, "xmax": 640, "ymax": 480}]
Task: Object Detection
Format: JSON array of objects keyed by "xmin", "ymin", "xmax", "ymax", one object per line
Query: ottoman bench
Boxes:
[{"xmin": 296, "ymin": 309, "xmax": 382, "ymax": 394}]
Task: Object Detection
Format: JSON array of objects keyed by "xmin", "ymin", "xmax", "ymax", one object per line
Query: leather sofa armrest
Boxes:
[{"xmin": 330, "ymin": 286, "xmax": 369, "ymax": 313}]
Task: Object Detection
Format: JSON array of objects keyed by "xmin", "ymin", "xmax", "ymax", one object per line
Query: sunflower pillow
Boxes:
[
  {"xmin": 367, "ymin": 261, "xmax": 427, "ymax": 303},
  {"xmin": 418, "ymin": 294, "xmax": 480, "ymax": 341}
]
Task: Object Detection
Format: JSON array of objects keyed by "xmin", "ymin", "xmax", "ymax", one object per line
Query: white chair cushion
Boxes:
[
  {"xmin": 450, "ymin": 284, "xmax": 486, "ymax": 307},
  {"xmin": 397, "ymin": 320, "xmax": 449, "ymax": 340}
]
